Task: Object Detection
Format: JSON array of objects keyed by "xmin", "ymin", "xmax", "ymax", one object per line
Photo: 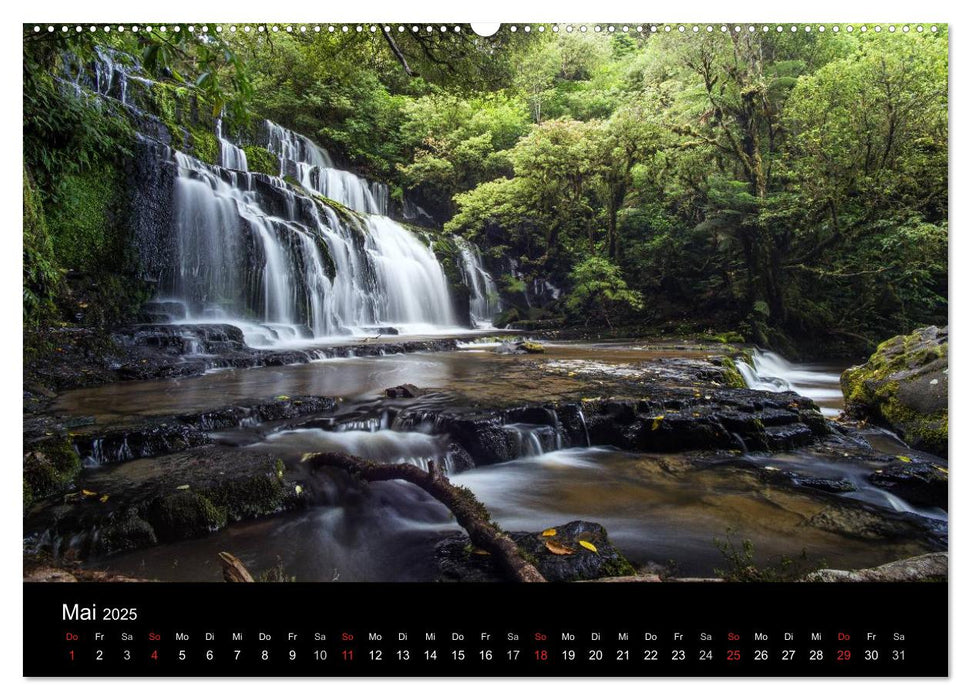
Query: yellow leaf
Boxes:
[
  {"xmin": 896, "ymin": 455, "xmax": 912, "ymax": 463},
  {"xmin": 651, "ymin": 415, "xmax": 665, "ymax": 431},
  {"xmin": 541, "ymin": 528, "xmax": 557, "ymax": 537},
  {"xmin": 579, "ymin": 540, "xmax": 598, "ymax": 553},
  {"xmin": 545, "ymin": 540, "xmax": 575, "ymax": 556},
  {"xmin": 276, "ymin": 395, "xmax": 290, "ymax": 401},
  {"xmin": 176, "ymin": 484, "xmax": 190, "ymax": 490},
  {"xmin": 99, "ymin": 494, "xmax": 110, "ymax": 503},
  {"xmin": 81, "ymin": 489, "xmax": 97, "ymax": 497},
  {"xmin": 295, "ymin": 485, "xmax": 304, "ymax": 495}
]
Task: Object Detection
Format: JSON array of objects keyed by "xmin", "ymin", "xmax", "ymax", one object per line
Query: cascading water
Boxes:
[
  {"xmin": 68, "ymin": 55, "xmax": 467, "ymax": 345},
  {"xmin": 264, "ymin": 120, "xmax": 388, "ymax": 216},
  {"xmin": 455, "ymin": 237, "xmax": 502, "ymax": 327},
  {"xmin": 735, "ymin": 349, "xmax": 846, "ymax": 417},
  {"xmin": 160, "ymin": 119, "xmax": 460, "ymax": 343}
]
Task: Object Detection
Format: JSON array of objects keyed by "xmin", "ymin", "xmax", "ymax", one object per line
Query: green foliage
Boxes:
[
  {"xmin": 22, "ymin": 26, "xmax": 948, "ymax": 353},
  {"xmin": 23, "ymin": 168, "xmax": 60, "ymax": 325},
  {"xmin": 714, "ymin": 529, "xmax": 823, "ymax": 582},
  {"xmin": 242, "ymin": 146, "xmax": 280, "ymax": 176},
  {"xmin": 565, "ymin": 256, "xmax": 643, "ymax": 328}
]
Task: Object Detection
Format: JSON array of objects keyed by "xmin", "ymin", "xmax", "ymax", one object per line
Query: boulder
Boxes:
[
  {"xmin": 802, "ymin": 552, "xmax": 947, "ymax": 582},
  {"xmin": 842, "ymin": 326, "xmax": 947, "ymax": 457}
]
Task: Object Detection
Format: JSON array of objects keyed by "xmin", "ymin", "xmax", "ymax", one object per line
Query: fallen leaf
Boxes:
[
  {"xmin": 651, "ymin": 415, "xmax": 665, "ymax": 431},
  {"xmin": 175, "ymin": 484, "xmax": 190, "ymax": 490},
  {"xmin": 897, "ymin": 455, "xmax": 913, "ymax": 463},
  {"xmin": 541, "ymin": 528, "xmax": 557, "ymax": 537},
  {"xmin": 578, "ymin": 540, "xmax": 598, "ymax": 553},
  {"xmin": 545, "ymin": 540, "xmax": 575, "ymax": 555},
  {"xmin": 99, "ymin": 494, "xmax": 110, "ymax": 503},
  {"xmin": 81, "ymin": 489, "xmax": 97, "ymax": 497},
  {"xmin": 295, "ymin": 485, "xmax": 304, "ymax": 495},
  {"xmin": 276, "ymin": 395, "xmax": 290, "ymax": 401},
  {"xmin": 471, "ymin": 548, "xmax": 490, "ymax": 556}
]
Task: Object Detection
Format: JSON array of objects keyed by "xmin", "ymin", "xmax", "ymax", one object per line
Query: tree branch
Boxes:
[
  {"xmin": 380, "ymin": 27, "xmax": 418, "ymax": 77},
  {"xmin": 303, "ymin": 452, "xmax": 546, "ymax": 582}
]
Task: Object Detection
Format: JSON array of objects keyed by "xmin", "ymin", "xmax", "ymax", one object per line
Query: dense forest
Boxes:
[{"xmin": 24, "ymin": 24, "xmax": 948, "ymax": 356}]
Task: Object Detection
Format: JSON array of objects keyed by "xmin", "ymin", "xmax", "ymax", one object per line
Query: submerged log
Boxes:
[
  {"xmin": 302, "ymin": 452, "xmax": 546, "ymax": 583},
  {"xmin": 219, "ymin": 551, "xmax": 255, "ymax": 583}
]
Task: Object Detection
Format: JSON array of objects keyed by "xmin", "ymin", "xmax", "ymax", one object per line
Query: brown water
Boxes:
[
  {"xmin": 52, "ymin": 341, "xmax": 721, "ymax": 427},
  {"xmin": 92, "ymin": 445, "xmax": 940, "ymax": 582}
]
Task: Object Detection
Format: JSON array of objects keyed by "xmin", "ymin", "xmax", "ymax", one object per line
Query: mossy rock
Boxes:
[
  {"xmin": 189, "ymin": 127, "xmax": 219, "ymax": 165},
  {"xmin": 521, "ymin": 341, "xmax": 545, "ymax": 354},
  {"xmin": 23, "ymin": 437, "xmax": 82, "ymax": 506},
  {"xmin": 841, "ymin": 326, "xmax": 947, "ymax": 457},
  {"xmin": 718, "ymin": 356, "xmax": 748, "ymax": 389},
  {"xmin": 242, "ymin": 145, "xmax": 279, "ymax": 176},
  {"xmin": 100, "ymin": 508, "xmax": 158, "ymax": 553},
  {"xmin": 146, "ymin": 490, "xmax": 227, "ymax": 541},
  {"xmin": 202, "ymin": 473, "xmax": 287, "ymax": 521}
]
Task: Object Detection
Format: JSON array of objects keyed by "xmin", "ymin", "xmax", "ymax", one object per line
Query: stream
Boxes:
[{"xmin": 46, "ymin": 340, "xmax": 946, "ymax": 582}]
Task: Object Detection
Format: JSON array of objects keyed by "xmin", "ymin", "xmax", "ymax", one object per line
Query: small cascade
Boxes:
[
  {"xmin": 502, "ymin": 423, "xmax": 562, "ymax": 458},
  {"xmin": 216, "ymin": 118, "xmax": 248, "ymax": 171},
  {"xmin": 263, "ymin": 120, "xmax": 387, "ymax": 216},
  {"xmin": 455, "ymin": 237, "xmax": 502, "ymax": 327},
  {"xmin": 736, "ymin": 349, "xmax": 845, "ymax": 417},
  {"xmin": 264, "ymin": 428, "xmax": 455, "ymax": 471}
]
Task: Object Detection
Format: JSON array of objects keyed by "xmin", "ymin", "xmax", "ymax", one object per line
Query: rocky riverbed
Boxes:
[{"xmin": 23, "ymin": 336, "xmax": 948, "ymax": 583}]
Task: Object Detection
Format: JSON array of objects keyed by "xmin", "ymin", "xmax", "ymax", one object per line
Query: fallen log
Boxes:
[
  {"xmin": 219, "ymin": 551, "xmax": 255, "ymax": 583},
  {"xmin": 302, "ymin": 452, "xmax": 546, "ymax": 582}
]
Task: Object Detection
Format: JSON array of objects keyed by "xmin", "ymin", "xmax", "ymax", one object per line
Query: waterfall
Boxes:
[
  {"xmin": 63, "ymin": 52, "xmax": 474, "ymax": 346},
  {"xmin": 455, "ymin": 237, "xmax": 502, "ymax": 327},
  {"xmin": 164, "ymin": 146, "xmax": 458, "ymax": 344},
  {"xmin": 502, "ymin": 423, "xmax": 562, "ymax": 458},
  {"xmin": 735, "ymin": 349, "xmax": 845, "ymax": 417},
  {"xmin": 264, "ymin": 120, "xmax": 387, "ymax": 216},
  {"xmin": 216, "ymin": 118, "xmax": 248, "ymax": 171}
]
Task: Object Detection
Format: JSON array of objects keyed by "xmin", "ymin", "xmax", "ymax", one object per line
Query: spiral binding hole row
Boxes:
[{"xmin": 31, "ymin": 24, "xmax": 941, "ymax": 35}]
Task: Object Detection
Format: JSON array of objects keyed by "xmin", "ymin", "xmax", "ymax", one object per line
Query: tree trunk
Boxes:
[{"xmin": 303, "ymin": 452, "xmax": 547, "ymax": 582}]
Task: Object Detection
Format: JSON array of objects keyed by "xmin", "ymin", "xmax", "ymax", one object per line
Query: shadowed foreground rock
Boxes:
[
  {"xmin": 801, "ymin": 552, "xmax": 947, "ymax": 582},
  {"xmin": 437, "ymin": 520, "xmax": 636, "ymax": 582}
]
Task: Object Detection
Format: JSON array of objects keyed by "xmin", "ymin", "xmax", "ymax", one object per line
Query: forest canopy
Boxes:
[{"xmin": 23, "ymin": 24, "xmax": 948, "ymax": 354}]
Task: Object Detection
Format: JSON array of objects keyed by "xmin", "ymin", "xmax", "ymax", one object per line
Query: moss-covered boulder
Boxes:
[
  {"xmin": 841, "ymin": 326, "xmax": 947, "ymax": 457},
  {"xmin": 23, "ymin": 437, "xmax": 82, "ymax": 508},
  {"xmin": 146, "ymin": 490, "xmax": 227, "ymax": 542}
]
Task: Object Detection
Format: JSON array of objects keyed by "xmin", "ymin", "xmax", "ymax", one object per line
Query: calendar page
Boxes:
[{"xmin": 22, "ymin": 20, "xmax": 948, "ymax": 678}]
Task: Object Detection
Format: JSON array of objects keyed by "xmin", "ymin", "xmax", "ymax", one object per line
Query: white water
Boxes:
[
  {"xmin": 263, "ymin": 428, "xmax": 454, "ymax": 471},
  {"xmin": 736, "ymin": 349, "xmax": 845, "ymax": 417},
  {"xmin": 162, "ymin": 124, "xmax": 461, "ymax": 345},
  {"xmin": 70, "ymin": 54, "xmax": 495, "ymax": 346},
  {"xmin": 455, "ymin": 236, "xmax": 502, "ymax": 327}
]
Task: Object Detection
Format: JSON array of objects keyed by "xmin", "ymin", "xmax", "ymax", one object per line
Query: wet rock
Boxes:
[
  {"xmin": 70, "ymin": 395, "xmax": 338, "ymax": 466},
  {"xmin": 802, "ymin": 552, "xmax": 947, "ymax": 582},
  {"xmin": 805, "ymin": 502, "xmax": 945, "ymax": 547},
  {"xmin": 494, "ymin": 340, "xmax": 544, "ymax": 355},
  {"xmin": 842, "ymin": 326, "xmax": 947, "ymax": 457},
  {"xmin": 436, "ymin": 521, "xmax": 636, "ymax": 582},
  {"xmin": 25, "ymin": 325, "xmax": 462, "ymax": 392},
  {"xmin": 385, "ymin": 384, "xmax": 425, "ymax": 399},
  {"xmin": 868, "ymin": 461, "xmax": 948, "ymax": 510},
  {"xmin": 147, "ymin": 491, "xmax": 227, "ymax": 541}
]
